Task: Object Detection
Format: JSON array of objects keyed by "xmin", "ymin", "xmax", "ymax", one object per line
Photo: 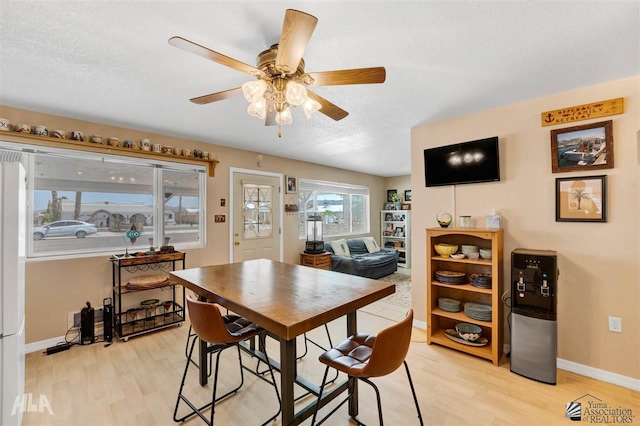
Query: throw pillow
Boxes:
[
  {"xmin": 363, "ymin": 236, "xmax": 381, "ymax": 253},
  {"xmin": 330, "ymin": 238, "xmax": 351, "ymax": 257}
]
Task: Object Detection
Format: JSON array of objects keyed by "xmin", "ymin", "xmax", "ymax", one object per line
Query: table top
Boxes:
[{"xmin": 170, "ymin": 259, "xmax": 394, "ymax": 340}]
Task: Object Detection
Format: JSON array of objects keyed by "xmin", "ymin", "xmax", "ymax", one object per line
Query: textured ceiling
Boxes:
[{"xmin": 1, "ymin": 1, "xmax": 638, "ymax": 177}]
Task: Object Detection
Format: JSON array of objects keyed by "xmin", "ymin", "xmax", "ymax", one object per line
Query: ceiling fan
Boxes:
[{"xmin": 169, "ymin": 9, "xmax": 386, "ymax": 136}]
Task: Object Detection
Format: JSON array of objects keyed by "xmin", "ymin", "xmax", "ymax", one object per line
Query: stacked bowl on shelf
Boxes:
[
  {"xmin": 464, "ymin": 302, "xmax": 492, "ymax": 321},
  {"xmin": 479, "ymin": 248, "xmax": 492, "ymax": 260},
  {"xmin": 434, "ymin": 270, "xmax": 466, "ymax": 284},
  {"xmin": 461, "ymin": 245, "xmax": 479, "ymax": 259},
  {"xmin": 437, "ymin": 297, "xmax": 461, "ymax": 312},
  {"xmin": 469, "ymin": 273, "xmax": 492, "ymax": 289}
]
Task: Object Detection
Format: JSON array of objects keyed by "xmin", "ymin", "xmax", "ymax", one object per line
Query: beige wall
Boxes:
[
  {"xmin": 410, "ymin": 75, "xmax": 640, "ymax": 379},
  {"xmin": 0, "ymin": 105, "xmax": 386, "ymax": 343},
  {"xmin": 385, "ymin": 175, "xmax": 411, "ymax": 200},
  {"xmin": 385, "ymin": 176, "xmax": 411, "ymax": 207}
]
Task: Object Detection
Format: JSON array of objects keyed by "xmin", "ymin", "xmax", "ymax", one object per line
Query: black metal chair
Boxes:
[
  {"xmin": 174, "ymin": 295, "xmax": 281, "ymax": 425},
  {"xmin": 311, "ymin": 309, "xmax": 423, "ymax": 425}
]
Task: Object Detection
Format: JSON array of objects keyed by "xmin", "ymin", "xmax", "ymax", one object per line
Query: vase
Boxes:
[{"xmin": 395, "ymin": 201, "xmax": 401, "ymax": 210}]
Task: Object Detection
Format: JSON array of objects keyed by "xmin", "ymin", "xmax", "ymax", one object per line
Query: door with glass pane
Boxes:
[{"xmin": 232, "ymin": 172, "xmax": 281, "ymax": 262}]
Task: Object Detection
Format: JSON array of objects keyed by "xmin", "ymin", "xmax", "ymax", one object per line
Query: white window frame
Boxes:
[
  {"xmin": 0, "ymin": 141, "xmax": 206, "ymax": 259},
  {"xmin": 297, "ymin": 178, "xmax": 370, "ymax": 239}
]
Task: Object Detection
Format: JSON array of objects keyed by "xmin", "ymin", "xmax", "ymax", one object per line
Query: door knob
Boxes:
[
  {"xmin": 234, "ymin": 233, "xmax": 239, "ymax": 237},
  {"xmin": 234, "ymin": 241, "xmax": 240, "ymax": 246}
]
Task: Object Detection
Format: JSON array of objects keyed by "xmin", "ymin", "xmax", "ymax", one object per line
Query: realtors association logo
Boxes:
[{"xmin": 565, "ymin": 394, "xmax": 634, "ymax": 423}]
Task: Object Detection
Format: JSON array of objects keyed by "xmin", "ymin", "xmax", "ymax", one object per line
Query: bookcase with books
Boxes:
[{"xmin": 381, "ymin": 210, "xmax": 411, "ymax": 268}]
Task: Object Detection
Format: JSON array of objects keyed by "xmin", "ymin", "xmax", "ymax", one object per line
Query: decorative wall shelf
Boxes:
[{"xmin": 0, "ymin": 131, "xmax": 219, "ymax": 177}]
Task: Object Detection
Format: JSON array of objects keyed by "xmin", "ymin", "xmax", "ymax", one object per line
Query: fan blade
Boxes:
[
  {"xmin": 190, "ymin": 87, "xmax": 243, "ymax": 105},
  {"xmin": 306, "ymin": 67, "xmax": 386, "ymax": 86},
  {"xmin": 275, "ymin": 9, "xmax": 318, "ymax": 74},
  {"xmin": 169, "ymin": 36, "xmax": 264, "ymax": 77},
  {"xmin": 306, "ymin": 90, "xmax": 349, "ymax": 121}
]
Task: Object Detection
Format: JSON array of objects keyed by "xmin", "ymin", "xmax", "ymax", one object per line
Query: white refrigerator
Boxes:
[{"xmin": 0, "ymin": 162, "xmax": 26, "ymax": 426}]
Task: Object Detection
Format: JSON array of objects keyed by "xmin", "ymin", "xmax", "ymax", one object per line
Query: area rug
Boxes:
[{"xmin": 377, "ymin": 272, "xmax": 412, "ymax": 309}]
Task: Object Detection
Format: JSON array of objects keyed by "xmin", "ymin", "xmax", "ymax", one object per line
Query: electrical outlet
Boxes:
[
  {"xmin": 67, "ymin": 307, "xmax": 104, "ymax": 329},
  {"xmin": 608, "ymin": 316, "xmax": 622, "ymax": 333}
]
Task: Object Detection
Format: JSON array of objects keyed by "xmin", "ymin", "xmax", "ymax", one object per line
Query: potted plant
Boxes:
[
  {"xmin": 390, "ymin": 192, "xmax": 403, "ymax": 210},
  {"xmin": 322, "ymin": 210, "xmax": 335, "ymax": 223}
]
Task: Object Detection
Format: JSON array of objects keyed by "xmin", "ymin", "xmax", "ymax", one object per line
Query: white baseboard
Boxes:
[
  {"xmin": 557, "ymin": 358, "xmax": 640, "ymax": 392},
  {"xmin": 25, "ymin": 336, "xmax": 68, "ymax": 354},
  {"xmin": 27, "ymin": 332, "xmax": 640, "ymax": 392},
  {"xmin": 412, "ymin": 321, "xmax": 638, "ymax": 391}
]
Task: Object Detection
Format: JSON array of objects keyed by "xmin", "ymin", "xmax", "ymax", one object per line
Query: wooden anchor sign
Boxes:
[{"xmin": 541, "ymin": 97, "xmax": 624, "ymax": 127}]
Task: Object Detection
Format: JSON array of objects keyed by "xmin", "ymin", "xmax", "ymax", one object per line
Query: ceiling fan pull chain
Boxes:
[{"xmin": 278, "ymin": 125, "xmax": 283, "ymax": 138}]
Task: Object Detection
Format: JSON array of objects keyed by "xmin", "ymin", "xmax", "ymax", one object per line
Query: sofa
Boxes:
[{"xmin": 324, "ymin": 237, "xmax": 398, "ymax": 279}]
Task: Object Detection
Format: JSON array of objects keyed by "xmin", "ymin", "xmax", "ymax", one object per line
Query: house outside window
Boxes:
[
  {"xmin": 297, "ymin": 178, "xmax": 369, "ymax": 239},
  {"xmin": 0, "ymin": 143, "xmax": 206, "ymax": 258}
]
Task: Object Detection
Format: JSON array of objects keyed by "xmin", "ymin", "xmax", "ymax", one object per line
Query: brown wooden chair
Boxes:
[
  {"xmin": 174, "ymin": 295, "xmax": 280, "ymax": 425},
  {"xmin": 311, "ymin": 309, "xmax": 423, "ymax": 425}
]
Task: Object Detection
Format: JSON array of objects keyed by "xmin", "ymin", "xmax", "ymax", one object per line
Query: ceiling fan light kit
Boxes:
[
  {"xmin": 275, "ymin": 107, "xmax": 293, "ymax": 126},
  {"xmin": 169, "ymin": 9, "xmax": 386, "ymax": 137}
]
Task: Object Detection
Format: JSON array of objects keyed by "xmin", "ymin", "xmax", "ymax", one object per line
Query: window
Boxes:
[
  {"xmin": 0, "ymin": 143, "xmax": 206, "ymax": 258},
  {"xmin": 298, "ymin": 179, "xmax": 369, "ymax": 238},
  {"xmin": 242, "ymin": 184, "xmax": 273, "ymax": 239},
  {"xmin": 162, "ymin": 168, "xmax": 204, "ymax": 246}
]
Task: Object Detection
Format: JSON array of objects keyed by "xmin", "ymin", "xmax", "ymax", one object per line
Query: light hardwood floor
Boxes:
[{"xmin": 23, "ymin": 307, "xmax": 639, "ymax": 426}]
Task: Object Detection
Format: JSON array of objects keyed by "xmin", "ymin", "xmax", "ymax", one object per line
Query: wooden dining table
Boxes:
[{"xmin": 170, "ymin": 258, "xmax": 395, "ymax": 426}]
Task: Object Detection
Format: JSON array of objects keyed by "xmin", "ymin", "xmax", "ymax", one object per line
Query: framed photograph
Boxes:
[
  {"xmin": 387, "ymin": 189, "xmax": 398, "ymax": 203},
  {"xmin": 550, "ymin": 120, "xmax": 613, "ymax": 173},
  {"xmin": 384, "ymin": 202, "xmax": 396, "ymax": 210},
  {"xmin": 404, "ymin": 190, "xmax": 412, "ymax": 202},
  {"xmin": 555, "ymin": 175, "xmax": 607, "ymax": 222},
  {"xmin": 285, "ymin": 175, "xmax": 297, "ymax": 194},
  {"xmin": 401, "ymin": 203, "xmax": 411, "ymax": 210}
]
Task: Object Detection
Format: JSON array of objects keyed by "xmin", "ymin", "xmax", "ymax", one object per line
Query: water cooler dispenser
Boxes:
[{"xmin": 510, "ymin": 249, "xmax": 558, "ymax": 385}]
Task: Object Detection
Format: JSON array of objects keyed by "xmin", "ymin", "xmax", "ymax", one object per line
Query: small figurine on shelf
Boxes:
[
  {"xmin": 147, "ymin": 238, "xmax": 156, "ymax": 255},
  {"xmin": 120, "ymin": 222, "xmax": 140, "ymax": 257},
  {"xmin": 159, "ymin": 236, "xmax": 174, "ymax": 254},
  {"xmin": 436, "ymin": 210, "xmax": 452, "ymax": 228}
]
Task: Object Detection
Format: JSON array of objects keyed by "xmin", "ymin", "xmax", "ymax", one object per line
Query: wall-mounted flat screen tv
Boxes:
[{"xmin": 424, "ymin": 136, "xmax": 500, "ymax": 187}]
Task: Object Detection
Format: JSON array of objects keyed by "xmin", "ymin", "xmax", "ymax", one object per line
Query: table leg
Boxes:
[
  {"xmin": 199, "ymin": 337, "xmax": 207, "ymax": 386},
  {"xmin": 346, "ymin": 311, "xmax": 359, "ymax": 418},
  {"xmin": 280, "ymin": 337, "xmax": 297, "ymax": 425}
]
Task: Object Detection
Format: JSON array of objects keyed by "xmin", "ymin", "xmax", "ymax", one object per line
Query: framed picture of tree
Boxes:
[{"xmin": 555, "ymin": 175, "xmax": 607, "ymax": 222}]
